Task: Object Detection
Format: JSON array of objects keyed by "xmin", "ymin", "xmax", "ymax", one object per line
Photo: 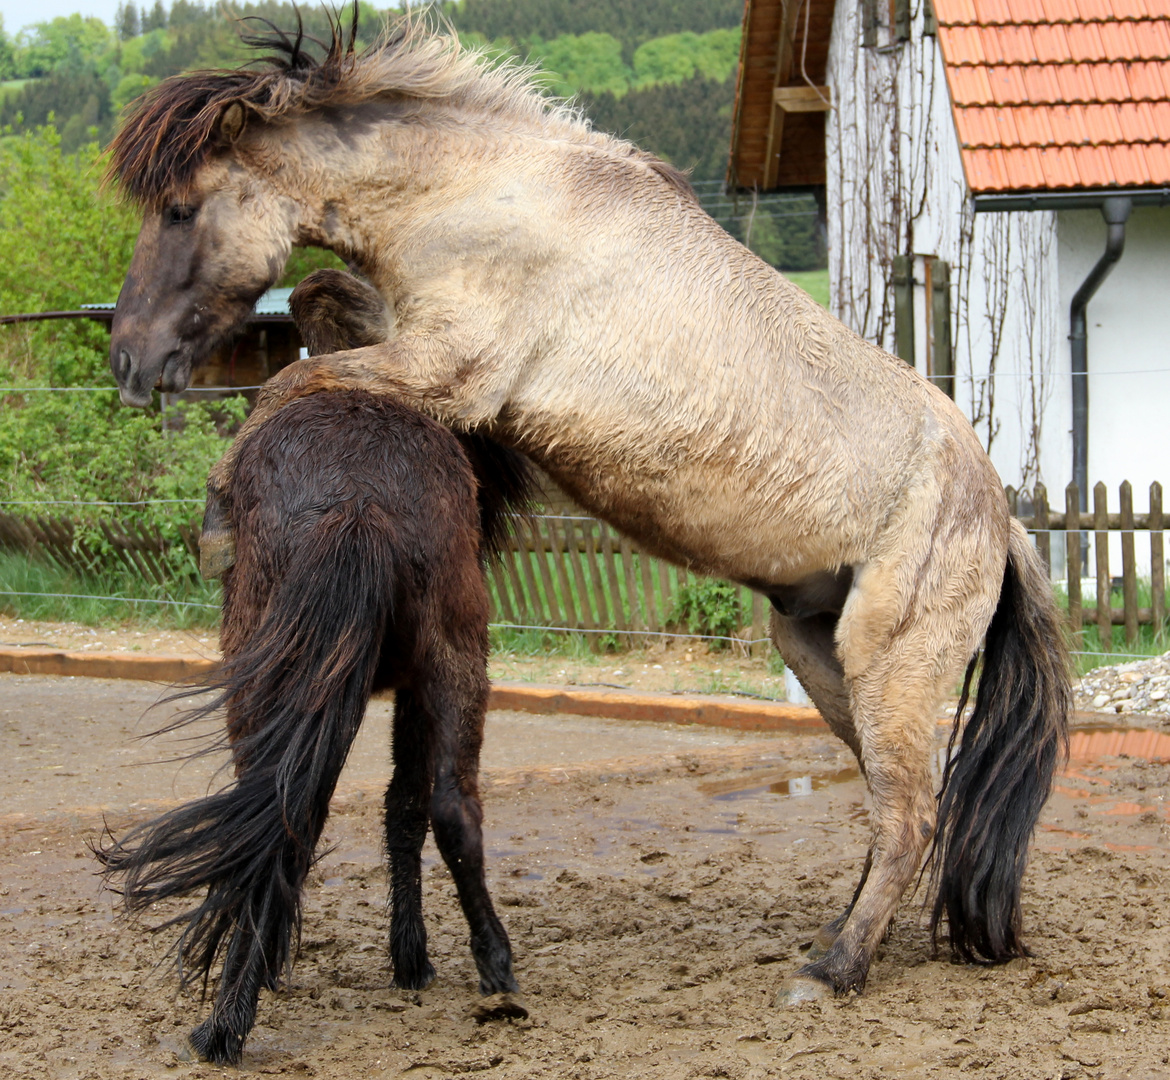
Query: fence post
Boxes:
[
  {"xmin": 1033, "ymin": 482, "xmax": 1050, "ymax": 575},
  {"xmin": 527, "ymin": 517, "xmax": 563, "ymax": 627},
  {"xmin": 751, "ymin": 592, "xmax": 765, "ymax": 657},
  {"xmin": 547, "ymin": 518, "xmax": 580, "ymax": 629},
  {"xmin": 1065, "ymin": 483, "xmax": 1082, "ymax": 639},
  {"xmin": 1094, "ymin": 482, "xmax": 1111, "ymax": 652},
  {"xmin": 1119, "ymin": 481, "xmax": 1138, "ymax": 645},
  {"xmin": 1152, "ymin": 482, "xmax": 1165, "ymax": 640}
]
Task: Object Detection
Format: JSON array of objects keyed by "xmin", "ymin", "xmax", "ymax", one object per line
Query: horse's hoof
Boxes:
[
  {"xmin": 390, "ymin": 960, "xmax": 436, "ymax": 991},
  {"xmin": 470, "ymin": 992, "xmax": 529, "ymax": 1024},
  {"xmin": 198, "ymin": 530, "xmax": 236, "ymax": 579},
  {"xmin": 773, "ymin": 975, "xmax": 834, "ymax": 1007}
]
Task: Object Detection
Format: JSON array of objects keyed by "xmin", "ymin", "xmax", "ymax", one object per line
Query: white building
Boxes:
[{"xmin": 729, "ymin": 0, "xmax": 1170, "ymax": 505}]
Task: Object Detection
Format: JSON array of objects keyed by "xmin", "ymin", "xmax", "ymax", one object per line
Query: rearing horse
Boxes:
[{"xmin": 105, "ymin": 15, "xmax": 1069, "ymax": 1003}]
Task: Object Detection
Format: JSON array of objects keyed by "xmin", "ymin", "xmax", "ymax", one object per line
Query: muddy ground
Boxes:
[{"xmin": 1, "ymin": 674, "xmax": 1168, "ymax": 1080}]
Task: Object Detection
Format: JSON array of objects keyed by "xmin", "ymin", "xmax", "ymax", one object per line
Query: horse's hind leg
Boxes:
[
  {"xmin": 771, "ymin": 608, "xmax": 860, "ymax": 763},
  {"xmin": 778, "ymin": 550, "xmax": 999, "ymax": 1002},
  {"xmin": 769, "ymin": 608, "xmax": 865, "ymax": 955},
  {"xmin": 421, "ymin": 662, "xmax": 518, "ymax": 994},
  {"xmin": 385, "ymin": 688, "xmax": 438, "ymax": 990}
]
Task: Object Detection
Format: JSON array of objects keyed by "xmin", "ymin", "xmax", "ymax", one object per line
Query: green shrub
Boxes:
[{"xmin": 669, "ymin": 577, "xmax": 742, "ymax": 645}]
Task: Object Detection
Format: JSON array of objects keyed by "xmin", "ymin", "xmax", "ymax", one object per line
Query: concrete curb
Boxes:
[{"xmin": 0, "ymin": 645, "xmax": 826, "ymax": 734}]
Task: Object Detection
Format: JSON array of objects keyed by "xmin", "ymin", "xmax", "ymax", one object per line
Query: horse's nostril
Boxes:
[{"xmin": 116, "ymin": 349, "xmax": 133, "ymax": 382}]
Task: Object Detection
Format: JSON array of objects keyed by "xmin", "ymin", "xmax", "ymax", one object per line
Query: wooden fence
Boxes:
[
  {"xmin": 485, "ymin": 514, "xmax": 767, "ymax": 647},
  {"xmin": 1010, "ymin": 480, "xmax": 1165, "ymax": 651},
  {"xmin": 0, "ymin": 513, "xmax": 203, "ymax": 587},
  {"xmin": 3, "ymin": 479, "xmax": 1168, "ymax": 651}
]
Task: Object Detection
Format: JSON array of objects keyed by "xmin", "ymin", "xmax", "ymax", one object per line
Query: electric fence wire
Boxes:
[{"xmin": 0, "ymin": 588, "xmax": 1160, "ymax": 663}]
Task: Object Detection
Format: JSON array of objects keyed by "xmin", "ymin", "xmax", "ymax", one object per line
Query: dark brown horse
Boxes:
[{"xmin": 99, "ymin": 270, "xmax": 534, "ymax": 1065}]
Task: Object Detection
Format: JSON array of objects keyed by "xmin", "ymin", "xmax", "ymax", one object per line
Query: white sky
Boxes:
[{"xmin": 1, "ymin": 0, "xmax": 122, "ymax": 38}]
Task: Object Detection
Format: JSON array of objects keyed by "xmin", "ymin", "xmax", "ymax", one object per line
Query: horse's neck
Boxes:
[{"xmin": 288, "ymin": 111, "xmax": 598, "ymax": 264}]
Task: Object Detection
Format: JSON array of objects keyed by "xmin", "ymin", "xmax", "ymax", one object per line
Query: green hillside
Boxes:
[
  {"xmin": 0, "ymin": 2, "xmax": 740, "ymax": 163},
  {"xmin": 0, "ymin": 1, "xmax": 824, "ymax": 272}
]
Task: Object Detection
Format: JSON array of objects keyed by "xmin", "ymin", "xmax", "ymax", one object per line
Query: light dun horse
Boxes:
[
  {"xmin": 106, "ymin": 16, "xmax": 1069, "ymax": 1006},
  {"xmin": 101, "ymin": 269, "xmax": 533, "ymax": 1064}
]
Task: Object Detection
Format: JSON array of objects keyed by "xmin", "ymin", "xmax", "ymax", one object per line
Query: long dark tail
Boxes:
[
  {"xmin": 930, "ymin": 519, "xmax": 1070, "ymax": 963},
  {"xmin": 456, "ymin": 432, "xmax": 537, "ymax": 561},
  {"xmin": 98, "ymin": 509, "xmax": 394, "ymax": 996}
]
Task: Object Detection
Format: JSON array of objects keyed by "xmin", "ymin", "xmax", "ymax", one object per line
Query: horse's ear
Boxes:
[{"xmin": 218, "ymin": 102, "xmax": 246, "ymax": 144}]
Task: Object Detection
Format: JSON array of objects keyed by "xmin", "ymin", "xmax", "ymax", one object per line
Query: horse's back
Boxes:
[{"xmin": 223, "ymin": 390, "xmax": 485, "ymax": 665}]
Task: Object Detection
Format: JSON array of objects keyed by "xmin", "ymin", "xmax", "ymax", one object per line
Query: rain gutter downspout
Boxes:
[
  {"xmin": 974, "ymin": 190, "xmax": 1159, "ymax": 510},
  {"xmin": 1068, "ymin": 196, "xmax": 1131, "ymax": 509}
]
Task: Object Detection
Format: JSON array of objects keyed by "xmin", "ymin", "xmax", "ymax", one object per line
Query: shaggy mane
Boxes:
[{"xmin": 107, "ymin": 7, "xmax": 693, "ymax": 208}]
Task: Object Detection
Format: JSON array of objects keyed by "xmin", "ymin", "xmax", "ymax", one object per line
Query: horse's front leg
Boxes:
[{"xmin": 200, "ymin": 333, "xmax": 483, "ymax": 577}]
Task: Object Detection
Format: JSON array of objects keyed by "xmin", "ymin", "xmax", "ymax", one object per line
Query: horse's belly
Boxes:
[{"xmin": 531, "ymin": 449, "xmax": 866, "ymax": 586}]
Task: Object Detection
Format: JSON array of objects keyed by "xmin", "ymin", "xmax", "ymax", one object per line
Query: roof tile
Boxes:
[
  {"xmin": 1009, "ymin": 0, "xmax": 1048, "ymax": 23},
  {"xmin": 974, "ymin": 0, "xmax": 1014, "ymax": 26},
  {"xmin": 934, "ymin": 0, "xmax": 1170, "ymax": 191},
  {"xmin": 947, "ymin": 62, "xmax": 996, "ymax": 104},
  {"xmin": 1151, "ymin": 99, "xmax": 1170, "ymax": 138}
]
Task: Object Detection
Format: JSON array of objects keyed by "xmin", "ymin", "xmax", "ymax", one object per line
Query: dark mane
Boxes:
[
  {"xmin": 107, "ymin": 10, "xmax": 365, "ymax": 207},
  {"xmin": 106, "ymin": 8, "xmax": 697, "ymax": 210}
]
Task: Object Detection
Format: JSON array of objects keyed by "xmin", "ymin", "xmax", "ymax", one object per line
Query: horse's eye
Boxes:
[{"xmin": 166, "ymin": 205, "xmax": 197, "ymax": 227}]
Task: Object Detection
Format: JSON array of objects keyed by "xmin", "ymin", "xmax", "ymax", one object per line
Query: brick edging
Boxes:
[{"xmin": 0, "ymin": 646, "xmax": 826, "ymax": 733}]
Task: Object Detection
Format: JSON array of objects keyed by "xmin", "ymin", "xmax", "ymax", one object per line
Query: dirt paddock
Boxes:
[{"xmin": 1, "ymin": 674, "xmax": 1168, "ymax": 1080}]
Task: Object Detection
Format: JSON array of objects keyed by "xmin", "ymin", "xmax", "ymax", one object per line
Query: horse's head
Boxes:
[{"xmin": 109, "ymin": 100, "xmax": 297, "ymax": 406}]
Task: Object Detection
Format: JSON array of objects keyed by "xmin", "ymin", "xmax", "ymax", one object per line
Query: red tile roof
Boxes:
[{"xmin": 935, "ymin": 0, "xmax": 1170, "ymax": 191}]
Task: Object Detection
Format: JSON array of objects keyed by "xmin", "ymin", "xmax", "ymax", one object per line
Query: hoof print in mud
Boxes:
[{"xmin": 470, "ymin": 993, "xmax": 530, "ymax": 1024}]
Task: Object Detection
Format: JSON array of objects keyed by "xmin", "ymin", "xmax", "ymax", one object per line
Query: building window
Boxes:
[
  {"xmin": 892, "ymin": 254, "xmax": 953, "ymax": 398},
  {"xmin": 863, "ymin": 0, "xmax": 911, "ymax": 47}
]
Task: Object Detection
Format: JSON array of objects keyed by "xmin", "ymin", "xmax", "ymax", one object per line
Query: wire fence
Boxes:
[
  {"xmin": 3, "ymin": 390, "xmax": 1170, "ymax": 664},
  {"xmin": 0, "ymin": 581, "xmax": 1159, "ymax": 666}
]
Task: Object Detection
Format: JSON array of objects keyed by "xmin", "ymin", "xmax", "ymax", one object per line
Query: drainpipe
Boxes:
[{"xmin": 1069, "ymin": 196, "xmax": 1131, "ymax": 509}]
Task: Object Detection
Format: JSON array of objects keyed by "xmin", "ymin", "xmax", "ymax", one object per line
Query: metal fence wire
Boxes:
[{"xmin": 2, "ymin": 485, "xmax": 1170, "ymax": 661}]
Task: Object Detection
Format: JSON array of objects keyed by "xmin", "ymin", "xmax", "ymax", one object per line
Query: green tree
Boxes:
[
  {"xmin": 0, "ymin": 128, "xmax": 135, "ymax": 323},
  {"xmin": 740, "ymin": 203, "xmax": 824, "ymax": 272},
  {"xmin": 0, "ymin": 69, "xmax": 116, "ymax": 147},
  {"xmin": 116, "ymin": 3, "xmax": 142, "ymax": 42},
  {"xmin": 632, "ymin": 29, "xmax": 740, "ymax": 88},
  {"xmin": 141, "ymin": 1, "xmax": 168, "ymax": 33},
  {"xmin": 0, "ymin": 17, "xmax": 16, "ymax": 81},
  {"xmin": 443, "ymin": 0, "xmax": 744, "ymax": 54},
  {"xmin": 112, "ymin": 71, "xmax": 156, "ymax": 112},
  {"xmin": 581, "ymin": 73, "xmax": 736, "ymax": 181},
  {"xmin": 13, "ymin": 15, "xmax": 114, "ymax": 78},
  {"xmin": 529, "ymin": 32, "xmax": 629, "ymax": 98}
]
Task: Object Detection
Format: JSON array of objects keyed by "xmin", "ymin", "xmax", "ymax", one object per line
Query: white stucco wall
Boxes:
[
  {"xmin": 821, "ymin": 1, "xmax": 1162, "ymax": 501},
  {"xmin": 1056, "ymin": 206, "xmax": 1170, "ymax": 501}
]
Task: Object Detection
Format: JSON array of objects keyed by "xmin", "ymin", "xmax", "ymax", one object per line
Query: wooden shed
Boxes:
[
  {"xmin": 727, "ymin": 0, "xmax": 836, "ymax": 191},
  {"xmin": 0, "ymin": 288, "xmax": 305, "ymax": 400}
]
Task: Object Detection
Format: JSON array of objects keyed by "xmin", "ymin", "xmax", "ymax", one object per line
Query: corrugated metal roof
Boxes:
[
  {"xmin": 81, "ymin": 287, "xmax": 295, "ymax": 316},
  {"xmin": 935, "ymin": 0, "xmax": 1170, "ymax": 191}
]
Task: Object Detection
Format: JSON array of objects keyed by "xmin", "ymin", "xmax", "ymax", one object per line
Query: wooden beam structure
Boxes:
[{"xmin": 728, "ymin": 0, "xmax": 836, "ymax": 191}]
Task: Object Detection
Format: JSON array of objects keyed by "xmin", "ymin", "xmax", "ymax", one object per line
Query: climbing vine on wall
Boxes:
[{"xmin": 826, "ymin": 0, "xmax": 1059, "ymax": 489}]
